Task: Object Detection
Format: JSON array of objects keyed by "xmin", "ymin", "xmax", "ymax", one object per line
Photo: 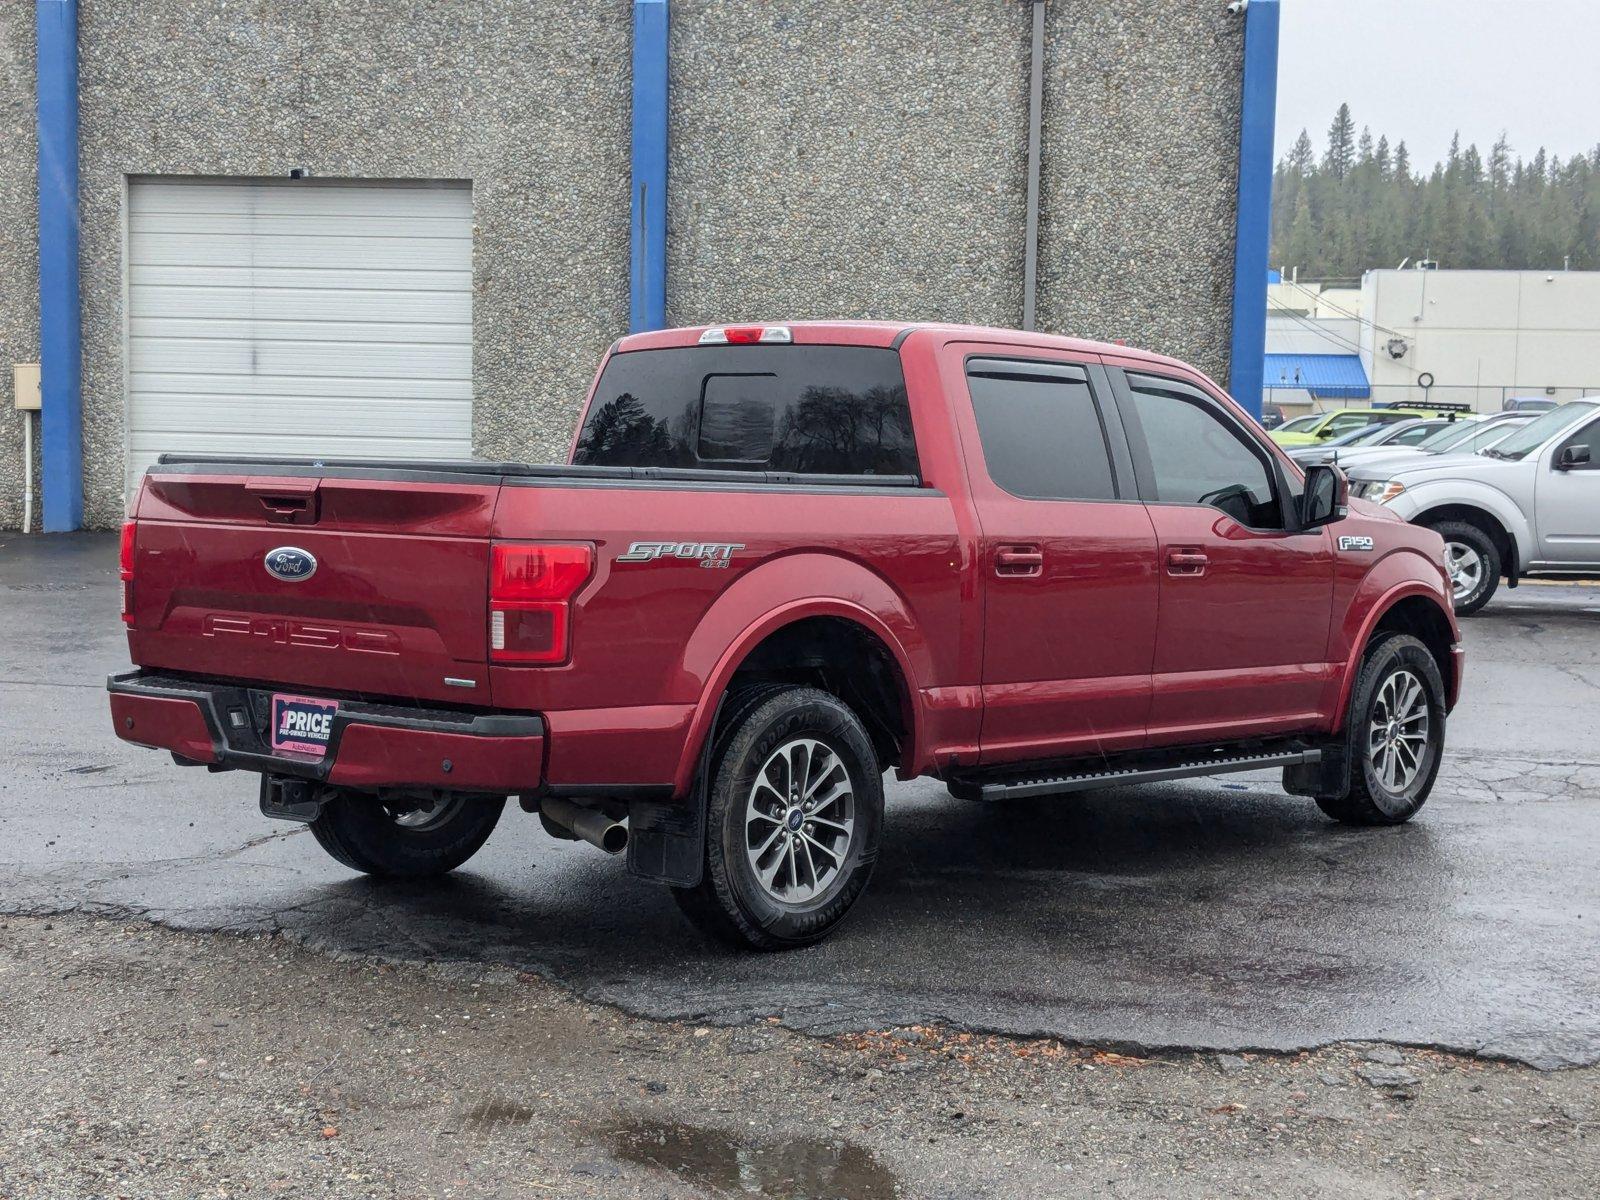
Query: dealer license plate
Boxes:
[{"xmin": 270, "ymin": 693, "xmax": 339, "ymax": 757}]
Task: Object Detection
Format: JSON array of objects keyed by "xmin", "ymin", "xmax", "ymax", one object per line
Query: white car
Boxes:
[{"xmin": 1345, "ymin": 400, "xmax": 1600, "ymax": 614}]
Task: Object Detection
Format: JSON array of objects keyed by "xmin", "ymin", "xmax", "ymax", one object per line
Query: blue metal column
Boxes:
[
  {"xmin": 1226, "ymin": 0, "xmax": 1280, "ymax": 422},
  {"xmin": 36, "ymin": 0, "xmax": 83, "ymax": 530},
  {"xmin": 630, "ymin": 0, "xmax": 669, "ymax": 333}
]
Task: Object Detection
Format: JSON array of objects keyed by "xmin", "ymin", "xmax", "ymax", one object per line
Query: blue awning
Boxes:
[{"xmin": 1263, "ymin": 353, "xmax": 1370, "ymax": 400}]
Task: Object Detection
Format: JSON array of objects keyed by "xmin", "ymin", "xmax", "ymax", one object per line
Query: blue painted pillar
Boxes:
[
  {"xmin": 36, "ymin": 0, "xmax": 83, "ymax": 530},
  {"xmin": 1226, "ymin": 0, "xmax": 1279, "ymax": 422},
  {"xmin": 630, "ymin": 0, "xmax": 668, "ymax": 333}
]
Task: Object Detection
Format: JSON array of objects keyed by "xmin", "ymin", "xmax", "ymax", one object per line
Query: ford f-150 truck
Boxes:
[{"xmin": 109, "ymin": 322, "xmax": 1464, "ymax": 949}]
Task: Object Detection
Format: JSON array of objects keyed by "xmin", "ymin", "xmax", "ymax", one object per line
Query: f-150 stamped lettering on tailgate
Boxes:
[{"xmin": 202, "ymin": 614, "xmax": 401, "ymax": 654}]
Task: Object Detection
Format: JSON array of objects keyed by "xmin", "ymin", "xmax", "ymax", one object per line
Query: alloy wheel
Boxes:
[
  {"xmin": 1368, "ymin": 669, "xmax": 1431, "ymax": 792},
  {"xmin": 1443, "ymin": 540, "xmax": 1484, "ymax": 604},
  {"xmin": 744, "ymin": 738, "xmax": 855, "ymax": 904}
]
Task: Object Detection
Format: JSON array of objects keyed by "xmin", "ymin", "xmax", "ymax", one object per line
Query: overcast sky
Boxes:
[{"xmin": 1275, "ymin": 0, "xmax": 1600, "ymax": 169}]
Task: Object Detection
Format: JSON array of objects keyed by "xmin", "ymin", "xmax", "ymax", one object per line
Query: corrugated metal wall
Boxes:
[{"xmin": 124, "ymin": 178, "xmax": 473, "ymax": 494}]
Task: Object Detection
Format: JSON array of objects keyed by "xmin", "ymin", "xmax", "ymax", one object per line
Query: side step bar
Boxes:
[{"xmin": 949, "ymin": 747, "xmax": 1322, "ymax": 802}]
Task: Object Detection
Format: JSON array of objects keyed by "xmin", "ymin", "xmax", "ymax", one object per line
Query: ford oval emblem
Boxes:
[{"xmin": 264, "ymin": 546, "xmax": 317, "ymax": 582}]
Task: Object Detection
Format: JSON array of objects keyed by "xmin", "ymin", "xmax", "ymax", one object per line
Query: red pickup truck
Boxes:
[{"xmin": 109, "ymin": 322, "xmax": 1464, "ymax": 949}]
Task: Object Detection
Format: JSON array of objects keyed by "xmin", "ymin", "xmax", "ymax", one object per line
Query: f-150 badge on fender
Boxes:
[
  {"xmin": 617, "ymin": 541, "xmax": 744, "ymax": 568},
  {"xmin": 1338, "ymin": 536, "xmax": 1375, "ymax": 552}
]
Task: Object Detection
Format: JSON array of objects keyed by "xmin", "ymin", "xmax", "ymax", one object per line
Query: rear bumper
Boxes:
[{"xmin": 108, "ymin": 671, "xmax": 544, "ymax": 794}]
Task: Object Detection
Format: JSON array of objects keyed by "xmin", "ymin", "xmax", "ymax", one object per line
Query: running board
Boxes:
[{"xmin": 948, "ymin": 747, "xmax": 1322, "ymax": 802}]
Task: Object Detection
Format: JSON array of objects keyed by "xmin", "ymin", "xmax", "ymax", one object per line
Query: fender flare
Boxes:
[
  {"xmin": 1330, "ymin": 575, "xmax": 1455, "ymax": 734},
  {"xmin": 669, "ymin": 558, "xmax": 929, "ymax": 796}
]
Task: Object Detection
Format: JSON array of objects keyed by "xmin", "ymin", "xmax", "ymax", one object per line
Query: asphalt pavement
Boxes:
[{"xmin": 3, "ymin": 533, "xmax": 1598, "ymax": 1069}]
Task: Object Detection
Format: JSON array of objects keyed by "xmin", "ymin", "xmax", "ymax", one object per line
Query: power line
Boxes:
[
  {"xmin": 1267, "ymin": 303, "xmax": 1369, "ymax": 356},
  {"xmin": 1281, "ymin": 279, "xmax": 1412, "ymax": 342}
]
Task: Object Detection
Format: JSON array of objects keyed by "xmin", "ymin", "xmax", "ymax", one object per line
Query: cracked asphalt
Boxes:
[{"xmin": 3, "ymin": 534, "xmax": 1599, "ymax": 1075}]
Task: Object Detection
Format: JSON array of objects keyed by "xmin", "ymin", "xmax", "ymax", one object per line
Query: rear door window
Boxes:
[
  {"xmin": 965, "ymin": 360, "xmax": 1118, "ymax": 501},
  {"xmin": 575, "ymin": 345, "xmax": 918, "ymax": 476}
]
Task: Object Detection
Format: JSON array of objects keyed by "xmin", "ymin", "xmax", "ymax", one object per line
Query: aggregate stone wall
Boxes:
[
  {"xmin": 1038, "ymin": 0, "xmax": 1244, "ymax": 382},
  {"xmin": 669, "ymin": 0, "xmax": 1243, "ymax": 382},
  {"xmin": 0, "ymin": 1, "xmax": 1245, "ymax": 532},
  {"xmin": 0, "ymin": 9, "xmax": 39, "ymax": 533},
  {"xmin": 666, "ymin": 1, "xmax": 1033, "ymax": 328},
  {"xmin": 68, "ymin": 0, "xmax": 632, "ymax": 529}
]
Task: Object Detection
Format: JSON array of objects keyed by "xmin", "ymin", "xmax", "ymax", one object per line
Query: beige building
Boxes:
[{"xmin": 1360, "ymin": 269, "xmax": 1600, "ymax": 411}]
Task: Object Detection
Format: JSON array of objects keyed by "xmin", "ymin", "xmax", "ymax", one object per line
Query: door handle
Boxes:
[
  {"xmin": 1166, "ymin": 548, "xmax": 1209, "ymax": 577},
  {"xmin": 995, "ymin": 545, "xmax": 1044, "ymax": 577}
]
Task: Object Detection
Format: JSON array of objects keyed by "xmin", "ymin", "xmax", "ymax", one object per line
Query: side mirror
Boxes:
[
  {"xmin": 1300, "ymin": 463, "xmax": 1349, "ymax": 529},
  {"xmin": 1557, "ymin": 445, "xmax": 1591, "ymax": 470},
  {"xmin": 1315, "ymin": 428, "xmax": 1335, "ymax": 439}
]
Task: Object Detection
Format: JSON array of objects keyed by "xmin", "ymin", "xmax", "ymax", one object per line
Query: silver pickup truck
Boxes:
[{"xmin": 1345, "ymin": 400, "xmax": 1599, "ymax": 614}]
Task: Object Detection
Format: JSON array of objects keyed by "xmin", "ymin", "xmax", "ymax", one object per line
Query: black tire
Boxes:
[
  {"xmin": 1429, "ymin": 519, "xmax": 1500, "ymax": 616},
  {"xmin": 309, "ymin": 791, "xmax": 504, "ymax": 878},
  {"xmin": 671, "ymin": 686, "xmax": 883, "ymax": 951},
  {"xmin": 1316, "ymin": 633, "xmax": 1446, "ymax": 826}
]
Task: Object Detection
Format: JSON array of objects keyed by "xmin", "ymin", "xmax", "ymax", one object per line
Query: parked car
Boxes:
[
  {"xmin": 1259, "ymin": 403, "xmax": 1287, "ymax": 430},
  {"xmin": 108, "ymin": 322, "xmax": 1463, "ymax": 948},
  {"xmin": 1502, "ymin": 396, "xmax": 1557, "ymax": 413},
  {"xmin": 1326, "ymin": 412, "xmax": 1535, "ymax": 477},
  {"xmin": 1347, "ymin": 399, "xmax": 1600, "ymax": 613},
  {"xmin": 1287, "ymin": 417, "xmax": 1455, "ymax": 467},
  {"xmin": 1269, "ymin": 403, "xmax": 1474, "ymax": 448}
]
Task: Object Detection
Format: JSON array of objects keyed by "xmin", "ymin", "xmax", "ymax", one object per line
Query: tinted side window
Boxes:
[
  {"xmin": 575, "ymin": 345, "xmax": 918, "ymax": 476},
  {"xmin": 966, "ymin": 363, "xmax": 1117, "ymax": 501},
  {"xmin": 1122, "ymin": 382, "xmax": 1282, "ymax": 528},
  {"xmin": 1390, "ymin": 423, "xmax": 1440, "ymax": 446}
]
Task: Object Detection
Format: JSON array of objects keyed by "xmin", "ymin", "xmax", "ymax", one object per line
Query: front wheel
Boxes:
[
  {"xmin": 1430, "ymin": 520, "xmax": 1500, "ymax": 615},
  {"xmin": 1316, "ymin": 633, "xmax": 1446, "ymax": 826},
  {"xmin": 309, "ymin": 791, "xmax": 504, "ymax": 877},
  {"xmin": 672, "ymin": 686, "xmax": 883, "ymax": 950}
]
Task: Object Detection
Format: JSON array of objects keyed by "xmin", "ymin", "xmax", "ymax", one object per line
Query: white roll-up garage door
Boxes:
[{"xmin": 124, "ymin": 177, "xmax": 473, "ymax": 499}]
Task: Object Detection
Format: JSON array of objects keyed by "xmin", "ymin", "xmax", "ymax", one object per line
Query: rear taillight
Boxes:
[
  {"xmin": 489, "ymin": 542, "xmax": 593, "ymax": 665},
  {"xmin": 119, "ymin": 520, "xmax": 136, "ymax": 626}
]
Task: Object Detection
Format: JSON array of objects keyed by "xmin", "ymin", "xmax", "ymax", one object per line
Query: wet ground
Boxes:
[
  {"xmin": 4, "ymin": 914, "xmax": 1597, "ymax": 1199},
  {"xmin": 3, "ymin": 534, "xmax": 1599, "ymax": 1074}
]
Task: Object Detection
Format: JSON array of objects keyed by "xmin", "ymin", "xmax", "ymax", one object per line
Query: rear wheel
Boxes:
[
  {"xmin": 309, "ymin": 791, "xmax": 504, "ymax": 877},
  {"xmin": 1316, "ymin": 633, "xmax": 1445, "ymax": 826},
  {"xmin": 1429, "ymin": 520, "xmax": 1500, "ymax": 615},
  {"xmin": 672, "ymin": 686, "xmax": 883, "ymax": 950}
]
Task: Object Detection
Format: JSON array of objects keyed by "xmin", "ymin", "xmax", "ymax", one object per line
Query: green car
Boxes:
[{"xmin": 1269, "ymin": 405, "xmax": 1473, "ymax": 448}]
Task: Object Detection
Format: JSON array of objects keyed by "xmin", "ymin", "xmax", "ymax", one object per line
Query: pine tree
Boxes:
[
  {"xmin": 1288, "ymin": 129, "xmax": 1315, "ymax": 174},
  {"xmin": 1324, "ymin": 103, "xmax": 1356, "ymax": 179},
  {"xmin": 1269, "ymin": 107, "xmax": 1600, "ymax": 278}
]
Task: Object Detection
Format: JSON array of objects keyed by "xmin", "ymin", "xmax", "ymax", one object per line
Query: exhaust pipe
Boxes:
[{"xmin": 540, "ymin": 797, "xmax": 628, "ymax": 855}]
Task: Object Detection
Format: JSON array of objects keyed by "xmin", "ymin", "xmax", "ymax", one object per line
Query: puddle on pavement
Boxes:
[{"xmin": 610, "ymin": 1117, "xmax": 899, "ymax": 1199}]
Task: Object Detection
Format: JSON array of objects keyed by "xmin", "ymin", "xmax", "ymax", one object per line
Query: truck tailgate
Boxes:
[{"xmin": 128, "ymin": 472, "xmax": 498, "ymax": 706}]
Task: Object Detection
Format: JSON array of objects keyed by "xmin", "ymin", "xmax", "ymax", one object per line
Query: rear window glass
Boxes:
[{"xmin": 574, "ymin": 345, "xmax": 918, "ymax": 476}]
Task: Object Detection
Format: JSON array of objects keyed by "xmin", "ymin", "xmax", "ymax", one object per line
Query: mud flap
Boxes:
[
  {"xmin": 626, "ymin": 798, "xmax": 703, "ymax": 887},
  {"xmin": 1283, "ymin": 741, "xmax": 1351, "ymax": 801}
]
